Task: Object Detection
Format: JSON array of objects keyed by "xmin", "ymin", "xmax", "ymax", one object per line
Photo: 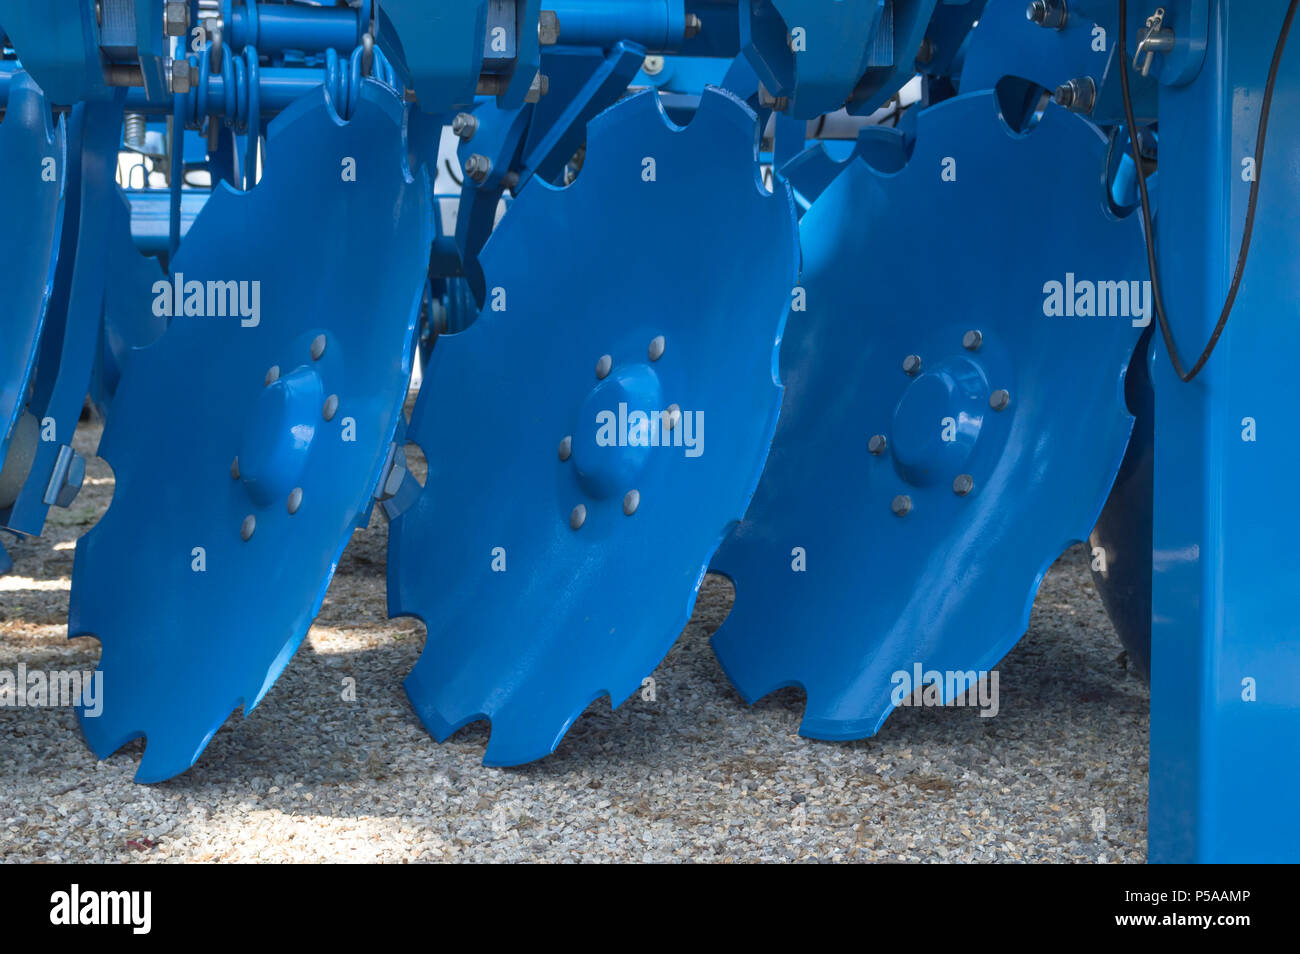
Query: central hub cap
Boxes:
[
  {"xmin": 572, "ymin": 362, "xmax": 664, "ymax": 500},
  {"xmin": 890, "ymin": 357, "xmax": 987, "ymax": 487},
  {"xmin": 238, "ymin": 365, "xmax": 323, "ymax": 507}
]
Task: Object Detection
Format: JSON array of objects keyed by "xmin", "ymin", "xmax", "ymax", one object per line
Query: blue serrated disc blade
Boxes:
[
  {"xmin": 93, "ymin": 189, "xmax": 168, "ymax": 413},
  {"xmin": 961, "ymin": 0, "xmax": 1108, "ymax": 95},
  {"xmin": 0, "ymin": 72, "xmax": 65, "ymax": 482},
  {"xmin": 389, "ymin": 87, "xmax": 799, "ymax": 766},
  {"xmin": 70, "ymin": 82, "xmax": 432, "ymax": 782},
  {"xmin": 1089, "ymin": 329, "xmax": 1154, "ymax": 678},
  {"xmin": 711, "ymin": 90, "xmax": 1147, "ymax": 739},
  {"xmin": 780, "ymin": 125, "xmax": 910, "ymax": 213}
]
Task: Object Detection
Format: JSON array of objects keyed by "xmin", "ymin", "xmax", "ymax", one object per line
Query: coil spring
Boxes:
[
  {"xmin": 179, "ymin": 41, "xmax": 398, "ymax": 132},
  {"xmin": 180, "ymin": 44, "xmax": 260, "ymax": 133},
  {"xmin": 329, "ymin": 44, "xmax": 398, "ymax": 119}
]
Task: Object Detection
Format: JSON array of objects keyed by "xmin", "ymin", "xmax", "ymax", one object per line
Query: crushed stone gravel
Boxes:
[{"xmin": 0, "ymin": 416, "xmax": 1148, "ymax": 862}]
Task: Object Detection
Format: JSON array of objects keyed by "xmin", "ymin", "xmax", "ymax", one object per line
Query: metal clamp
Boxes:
[{"xmin": 1133, "ymin": 7, "xmax": 1176, "ymax": 76}]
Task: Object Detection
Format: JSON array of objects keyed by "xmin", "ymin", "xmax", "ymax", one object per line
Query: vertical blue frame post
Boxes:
[{"xmin": 1149, "ymin": 0, "xmax": 1300, "ymax": 862}]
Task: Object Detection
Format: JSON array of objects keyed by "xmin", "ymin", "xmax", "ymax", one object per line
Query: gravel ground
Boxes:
[{"xmin": 0, "ymin": 412, "xmax": 1149, "ymax": 863}]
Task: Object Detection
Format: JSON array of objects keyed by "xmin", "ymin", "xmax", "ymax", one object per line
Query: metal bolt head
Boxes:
[
  {"xmin": 664, "ymin": 404, "xmax": 681, "ymax": 430},
  {"xmin": 623, "ymin": 489, "xmax": 640, "ymax": 516},
  {"xmin": 323, "ymin": 394, "xmax": 339, "ymax": 422},
  {"xmin": 240, "ymin": 514, "xmax": 256, "ymax": 541},
  {"xmin": 891, "ymin": 494, "xmax": 913, "ymax": 516},
  {"xmin": 648, "ymin": 335, "xmax": 666, "ymax": 361},
  {"xmin": 963, "ymin": 330, "xmax": 983, "ymax": 351},
  {"xmin": 464, "ymin": 153, "xmax": 491, "ymax": 183},
  {"xmin": 1053, "ymin": 76, "xmax": 1096, "ymax": 114},
  {"xmin": 1026, "ymin": 0, "xmax": 1067, "ymax": 29},
  {"xmin": 231, "ymin": 456, "xmax": 241, "ymax": 480},
  {"xmin": 902, "ymin": 354, "xmax": 923, "ymax": 376},
  {"xmin": 265, "ymin": 365, "xmax": 280, "ymax": 386},
  {"xmin": 953, "ymin": 474, "xmax": 975, "ymax": 496},
  {"xmin": 538, "ymin": 10, "xmax": 561, "ymax": 46},
  {"xmin": 596, "ymin": 354, "xmax": 613, "ymax": 379},
  {"xmin": 684, "ymin": 13, "xmax": 703, "ymax": 38},
  {"xmin": 287, "ymin": 487, "xmax": 303, "ymax": 515},
  {"xmin": 569, "ymin": 504, "xmax": 587, "ymax": 530},
  {"xmin": 451, "ymin": 112, "xmax": 478, "ymax": 140},
  {"xmin": 168, "ymin": 58, "xmax": 193, "ymax": 94},
  {"xmin": 868, "ymin": 434, "xmax": 888, "ymax": 455},
  {"xmin": 310, "ymin": 334, "xmax": 327, "ymax": 360},
  {"xmin": 558, "ymin": 436, "xmax": 572, "ymax": 461},
  {"xmin": 163, "ymin": 1, "xmax": 190, "ymax": 36},
  {"xmin": 643, "ymin": 55, "xmax": 665, "ymax": 76},
  {"xmin": 990, "ymin": 389, "xmax": 1011, "ymax": 411}
]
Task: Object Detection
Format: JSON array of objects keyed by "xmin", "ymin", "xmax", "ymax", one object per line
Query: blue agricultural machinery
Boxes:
[{"xmin": 0, "ymin": 0, "xmax": 1295, "ymax": 864}]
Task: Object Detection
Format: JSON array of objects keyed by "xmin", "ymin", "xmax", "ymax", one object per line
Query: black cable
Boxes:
[
  {"xmin": 444, "ymin": 157, "xmax": 462, "ymax": 186},
  {"xmin": 1116, "ymin": 0, "xmax": 1298, "ymax": 382}
]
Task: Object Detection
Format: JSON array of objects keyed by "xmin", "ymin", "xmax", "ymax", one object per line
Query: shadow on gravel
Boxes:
[{"xmin": 0, "ymin": 415, "xmax": 1150, "ymax": 862}]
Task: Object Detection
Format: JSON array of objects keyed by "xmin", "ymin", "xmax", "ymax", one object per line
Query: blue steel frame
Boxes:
[
  {"xmin": 1147, "ymin": 0, "xmax": 1300, "ymax": 862},
  {"xmin": 1, "ymin": 0, "xmax": 1296, "ymax": 862}
]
